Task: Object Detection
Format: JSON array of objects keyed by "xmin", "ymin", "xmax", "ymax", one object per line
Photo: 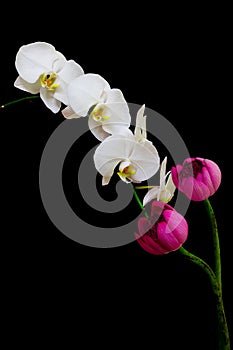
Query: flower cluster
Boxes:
[
  {"xmin": 14, "ymin": 41, "xmax": 222, "ymax": 255},
  {"xmin": 9, "ymin": 41, "xmax": 229, "ymax": 349}
]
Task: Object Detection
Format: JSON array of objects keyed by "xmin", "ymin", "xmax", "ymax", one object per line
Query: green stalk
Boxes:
[
  {"xmin": 204, "ymin": 199, "xmax": 222, "ymax": 291},
  {"xmin": 132, "ymin": 185, "xmax": 149, "ymax": 218},
  {"xmin": 179, "ymin": 247, "xmax": 230, "ymax": 349},
  {"xmin": 1, "ymin": 95, "xmax": 40, "ymax": 109}
]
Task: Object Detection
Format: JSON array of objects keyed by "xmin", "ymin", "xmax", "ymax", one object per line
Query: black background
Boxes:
[{"xmin": 1, "ymin": 5, "xmax": 231, "ymax": 349}]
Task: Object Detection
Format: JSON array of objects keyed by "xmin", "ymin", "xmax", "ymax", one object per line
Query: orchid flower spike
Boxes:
[
  {"xmin": 63, "ymin": 74, "xmax": 131, "ymax": 141},
  {"xmin": 94, "ymin": 105, "xmax": 160, "ymax": 185},
  {"xmin": 141, "ymin": 157, "xmax": 176, "ymax": 206},
  {"xmin": 14, "ymin": 42, "xmax": 84, "ymax": 113}
]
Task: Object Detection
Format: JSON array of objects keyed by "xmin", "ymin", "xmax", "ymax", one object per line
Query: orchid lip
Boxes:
[
  {"xmin": 40, "ymin": 72, "xmax": 59, "ymax": 91},
  {"xmin": 117, "ymin": 162, "xmax": 136, "ymax": 183}
]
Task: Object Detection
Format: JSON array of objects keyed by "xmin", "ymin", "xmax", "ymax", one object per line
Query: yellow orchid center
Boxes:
[
  {"xmin": 91, "ymin": 106, "xmax": 110, "ymax": 122},
  {"xmin": 117, "ymin": 164, "xmax": 136, "ymax": 183},
  {"xmin": 40, "ymin": 72, "xmax": 59, "ymax": 91}
]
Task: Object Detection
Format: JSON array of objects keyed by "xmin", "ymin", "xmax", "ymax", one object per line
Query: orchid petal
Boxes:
[
  {"xmin": 62, "ymin": 106, "xmax": 81, "ymax": 119},
  {"xmin": 93, "ymin": 135, "xmax": 135, "ymax": 184},
  {"xmin": 14, "ymin": 76, "xmax": 40, "ymax": 94},
  {"xmin": 128, "ymin": 139, "xmax": 160, "ymax": 182},
  {"xmin": 102, "ymin": 176, "xmax": 111, "ymax": 186},
  {"xmin": 136, "ymin": 235, "xmax": 165, "ymax": 255},
  {"xmin": 68, "ymin": 74, "xmax": 110, "ymax": 116},
  {"xmin": 52, "ymin": 51, "xmax": 68, "ymax": 72},
  {"xmin": 52, "ymin": 79, "xmax": 68, "ymax": 105},
  {"xmin": 15, "ymin": 42, "xmax": 65, "ymax": 83},
  {"xmin": 162, "ymin": 209, "xmax": 188, "ymax": 242},
  {"xmin": 165, "ymin": 174, "xmax": 176, "ymax": 199},
  {"xmin": 52, "ymin": 61, "xmax": 83, "ymax": 106},
  {"xmin": 88, "ymin": 117, "xmax": 110, "ymax": 141},
  {"xmin": 102, "ymin": 88, "xmax": 131, "ymax": 135},
  {"xmin": 40, "ymin": 88, "xmax": 61, "ymax": 113},
  {"xmin": 205, "ymin": 159, "xmax": 222, "ymax": 192},
  {"xmin": 135, "ymin": 104, "xmax": 147, "ymax": 142},
  {"xmin": 58, "ymin": 60, "xmax": 84, "ymax": 84},
  {"xmin": 143, "ymin": 187, "xmax": 160, "ymax": 206},
  {"xmin": 156, "ymin": 221, "xmax": 181, "ymax": 251},
  {"xmin": 160, "ymin": 157, "xmax": 167, "ymax": 185},
  {"xmin": 137, "ymin": 217, "xmax": 151, "ymax": 236}
]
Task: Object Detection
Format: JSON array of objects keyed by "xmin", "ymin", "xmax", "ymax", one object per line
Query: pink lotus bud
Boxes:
[
  {"xmin": 171, "ymin": 157, "xmax": 222, "ymax": 201},
  {"xmin": 135, "ymin": 201, "xmax": 188, "ymax": 255}
]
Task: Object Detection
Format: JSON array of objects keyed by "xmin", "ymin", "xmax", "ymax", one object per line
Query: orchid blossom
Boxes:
[
  {"xmin": 14, "ymin": 42, "xmax": 84, "ymax": 113},
  {"xmin": 94, "ymin": 105, "xmax": 160, "ymax": 185},
  {"xmin": 63, "ymin": 73, "xmax": 131, "ymax": 141},
  {"xmin": 141, "ymin": 157, "xmax": 176, "ymax": 206}
]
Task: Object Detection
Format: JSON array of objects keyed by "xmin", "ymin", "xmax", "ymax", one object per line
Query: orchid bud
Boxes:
[
  {"xmin": 135, "ymin": 201, "xmax": 188, "ymax": 255},
  {"xmin": 171, "ymin": 157, "xmax": 221, "ymax": 201}
]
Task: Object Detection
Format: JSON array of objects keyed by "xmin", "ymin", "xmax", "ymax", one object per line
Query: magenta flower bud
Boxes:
[
  {"xmin": 171, "ymin": 157, "xmax": 222, "ymax": 201},
  {"xmin": 135, "ymin": 201, "xmax": 188, "ymax": 255}
]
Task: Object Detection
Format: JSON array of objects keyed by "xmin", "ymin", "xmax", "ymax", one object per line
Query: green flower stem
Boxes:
[
  {"xmin": 132, "ymin": 185, "xmax": 149, "ymax": 218},
  {"xmin": 1, "ymin": 95, "xmax": 40, "ymax": 109},
  {"xmin": 179, "ymin": 246, "xmax": 230, "ymax": 349},
  {"xmin": 204, "ymin": 198, "xmax": 222, "ymax": 291}
]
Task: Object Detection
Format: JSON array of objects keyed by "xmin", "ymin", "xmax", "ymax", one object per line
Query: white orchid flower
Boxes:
[
  {"xmin": 94, "ymin": 105, "xmax": 160, "ymax": 185},
  {"xmin": 141, "ymin": 156, "xmax": 176, "ymax": 206},
  {"xmin": 63, "ymin": 74, "xmax": 131, "ymax": 141},
  {"xmin": 14, "ymin": 42, "xmax": 84, "ymax": 113}
]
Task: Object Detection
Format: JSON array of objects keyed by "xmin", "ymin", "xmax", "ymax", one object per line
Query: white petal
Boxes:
[
  {"xmin": 88, "ymin": 117, "xmax": 110, "ymax": 141},
  {"xmin": 40, "ymin": 88, "xmax": 61, "ymax": 113},
  {"xmin": 95, "ymin": 157, "xmax": 121, "ymax": 185},
  {"xmin": 93, "ymin": 135, "xmax": 134, "ymax": 181},
  {"xmin": 165, "ymin": 174, "xmax": 176, "ymax": 199},
  {"xmin": 52, "ymin": 51, "xmax": 67, "ymax": 72},
  {"xmin": 68, "ymin": 74, "xmax": 110, "ymax": 116},
  {"xmin": 58, "ymin": 60, "xmax": 84, "ymax": 84},
  {"xmin": 15, "ymin": 42, "xmax": 64, "ymax": 83},
  {"xmin": 54, "ymin": 60, "xmax": 84, "ymax": 106},
  {"xmin": 14, "ymin": 76, "xmax": 40, "ymax": 94},
  {"xmin": 62, "ymin": 106, "xmax": 81, "ymax": 119},
  {"xmin": 143, "ymin": 187, "xmax": 160, "ymax": 206},
  {"xmin": 135, "ymin": 104, "xmax": 146, "ymax": 142},
  {"xmin": 129, "ymin": 139, "xmax": 160, "ymax": 182},
  {"xmin": 94, "ymin": 134, "xmax": 134, "ymax": 165},
  {"xmin": 159, "ymin": 157, "xmax": 167, "ymax": 184},
  {"xmin": 106, "ymin": 88, "xmax": 126, "ymax": 104},
  {"xmin": 159, "ymin": 157, "xmax": 169, "ymax": 199},
  {"xmin": 158, "ymin": 189, "xmax": 171, "ymax": 203},
  {"xmin": 52, "ymin": 79, "xmax": 69, "ymax": 105},
  {"xmin": 102, "ymin": 89, "xmax": 131, "ymax": 135},
  {"xmin": 102, "ymin": 176, "xmax": 111, "ymax": 186}
]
